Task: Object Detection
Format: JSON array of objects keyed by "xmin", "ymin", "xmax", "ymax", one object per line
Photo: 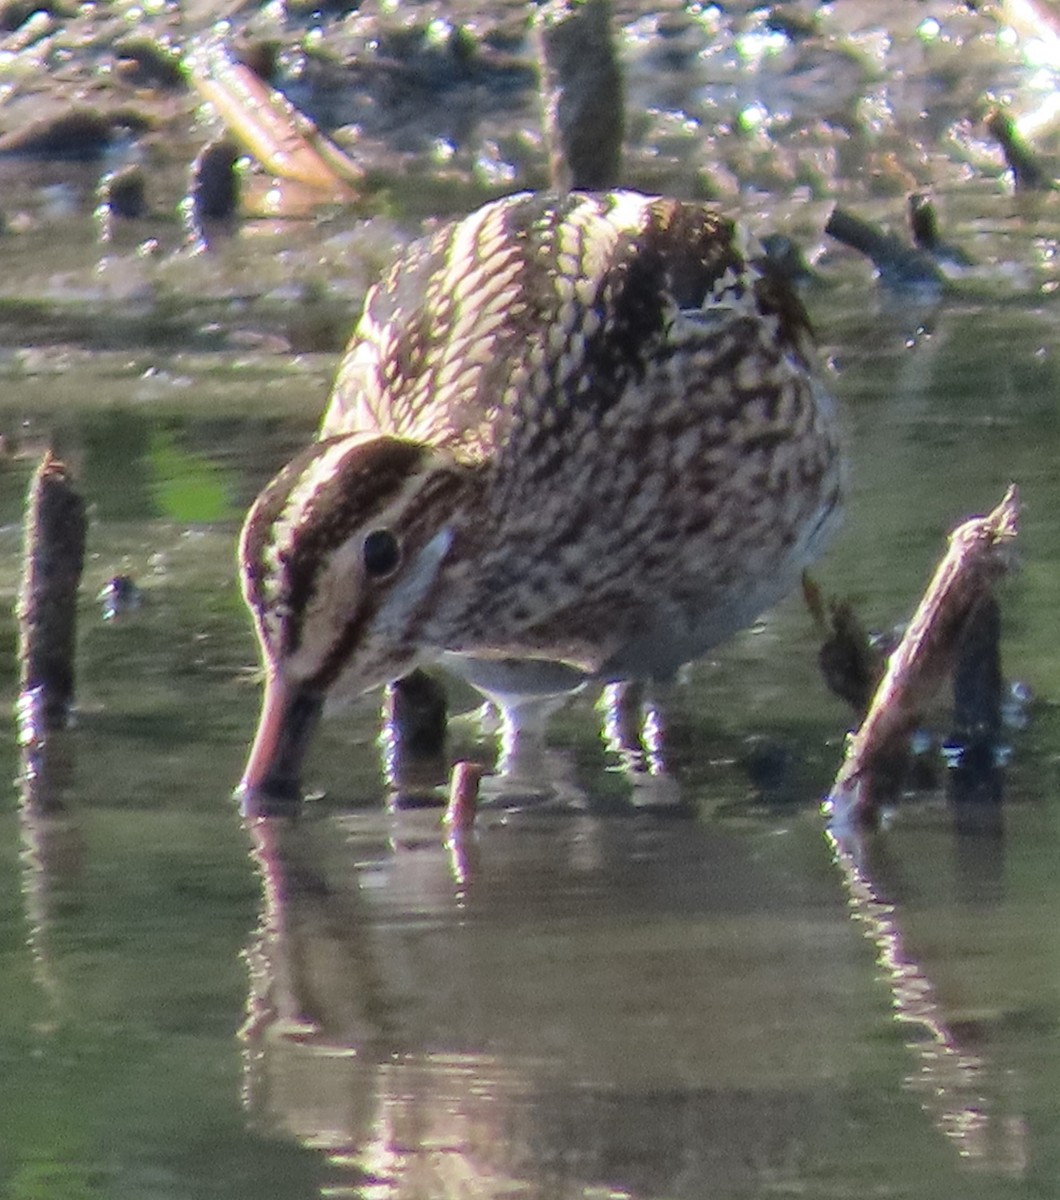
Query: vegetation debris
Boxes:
[{"xmin": 828, "ymin": 485, "xmax": 1019, "ymax": 826}]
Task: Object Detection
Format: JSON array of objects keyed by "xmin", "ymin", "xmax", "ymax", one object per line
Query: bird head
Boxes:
[{"xmin": 236, "ymin": 433, "xmax": 467, "ymax": 803}]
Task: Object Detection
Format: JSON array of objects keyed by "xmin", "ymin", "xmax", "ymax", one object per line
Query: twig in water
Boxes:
[
  {"xmin": 828, "ymin": 485, "xmax": 1019, "ymax": 826},
  {"xmin": 986, "ymin": 108, "xmax": 1055, "ymax": 192},
  {"xmin": 444, "ymin": 761, "xmax": 483, "ymax": 830},
  {"xmin": 825, "ymin": 205, "xmax": 944, "ymax": 290},
  {"xmin": 804, "ymin": 573, "xmax": 887, "ymax": 718}
]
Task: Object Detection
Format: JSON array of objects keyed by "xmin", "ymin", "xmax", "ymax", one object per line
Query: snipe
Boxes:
[{"xmin": 238, "ymin": 190, "xmax": 843, "ymax": 801}]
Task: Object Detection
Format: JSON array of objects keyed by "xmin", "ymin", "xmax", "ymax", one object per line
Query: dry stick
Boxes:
[
  {"xmin": 17, "ymin": 452, "xmax": 87, "ymax": 738},
  {"xmin": 183, "ymin": 41, "xmax": 362, "ymax": 194},
  {"xmin": 828, "ymin": 485, "xmax": 1019, "ymax": 825}
]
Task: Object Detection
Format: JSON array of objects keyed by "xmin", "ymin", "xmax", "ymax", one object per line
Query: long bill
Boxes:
[{"xmin": 236, "ymin": 670, "xmax": 323, "ymax": 812}]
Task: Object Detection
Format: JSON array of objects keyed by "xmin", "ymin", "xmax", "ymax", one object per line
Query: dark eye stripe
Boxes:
[
  {"xmin": 241, "ymin": 437, "xmax": 426, "ymax": 656},
  {"xmin": 239, "ymin": 439, "xmax": 326, "ymax": 624},
  {"xmin": 281, "ymin": 442, "xmax": 424, "ymax": 653}
]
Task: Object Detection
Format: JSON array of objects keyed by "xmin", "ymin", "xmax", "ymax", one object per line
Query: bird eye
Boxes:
[{"xmin": 362, "ymin": 529, "xmax": 401, "ymax": 577}]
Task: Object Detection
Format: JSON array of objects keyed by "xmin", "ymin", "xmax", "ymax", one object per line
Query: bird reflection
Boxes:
[
  {"xmin": 237, "ymin": 801, "xmax": 1035, "ymax": 1196},
  {"xmin": 239, "ymin": 812, "xmax": 552, "ymax": 1195},
  {"xmin": 8, "ymin": 713, "xmax": 1037, "ymax": 1192}
]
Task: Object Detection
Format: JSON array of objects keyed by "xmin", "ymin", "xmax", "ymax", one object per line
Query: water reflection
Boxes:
[
  {"xmin": 16, "ymin": 733, "xmax": 83, "ymax": 1022},
  {"xmin": 599, "ymin": 681, "xmax": 676, "ymax": 803},
  {"xmin": 237, "ymin": 797, "xmax": 1035, "ymax": 1196},
  {"xmin": 829, "ymin": 805, "xmax": 1026, "ymax": 1179},
  {"xmin": 8, "ymin": 723, "xmax": 1039, "ymax": 1194}
]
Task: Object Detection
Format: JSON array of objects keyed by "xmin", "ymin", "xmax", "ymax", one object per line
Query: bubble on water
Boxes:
[
  {"xmin": 940, "ymin": 740, "xmax": 963, "ymax": 770},
  {"xmin": 910, "ymin": 729, "xmax": 933, "ymax": 757}
]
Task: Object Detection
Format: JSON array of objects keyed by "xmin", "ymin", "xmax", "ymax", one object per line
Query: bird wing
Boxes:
[{"xmin": 319, "ymin": 191, "xmax": 809, "ymax": 462}]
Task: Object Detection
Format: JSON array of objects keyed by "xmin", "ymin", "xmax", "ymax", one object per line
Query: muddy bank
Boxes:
[{"xmin": 0, "ymin": 2, "xmax": 1056, "ymax": 355}]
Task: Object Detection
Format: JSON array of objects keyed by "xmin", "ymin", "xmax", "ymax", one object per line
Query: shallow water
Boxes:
[
  {"xmin": 3, "ymin": 203, "xmax": 1060, "ymax": 1199},
  {"xmin": 5, "ymin": 6, "xmax": 1060, "ymax": 1195}
]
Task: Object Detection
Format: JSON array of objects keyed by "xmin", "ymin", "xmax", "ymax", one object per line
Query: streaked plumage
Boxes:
[{"xmin": 238, "ymin": 190, "xmax": 843, "ymax": 799}]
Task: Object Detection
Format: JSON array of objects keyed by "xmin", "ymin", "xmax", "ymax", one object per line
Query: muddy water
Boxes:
[{"xmin": 3, "ymin": 4, "xmax": 1060, "ymax": 1196}]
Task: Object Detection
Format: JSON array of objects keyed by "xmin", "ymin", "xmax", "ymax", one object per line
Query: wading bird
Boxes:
[{"xmin": 238, "ymin": 190, "xmax": 842, "ymax": 802}]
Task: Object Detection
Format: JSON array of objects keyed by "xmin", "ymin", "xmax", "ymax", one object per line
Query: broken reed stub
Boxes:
[
  {"xmin": 951, "ymin": 592, "xmax": 1002, "ymax": 746},
  {"xmin": 444, "ymin": 761, "xmax": 483, "ymax": 830},
  {"xmin": 17, "ymin": 452, "xmax": 87, "ymax": 736},
  {"xmin": 385, "ymin": 668, "xmax": 448, "ymax": 761},
  {"xmin": 828, "ymin": 484, "xmax": 1019, "ymax": 825},
  {"xmin": 534, "ymin": 0, "xmax": 624, "ymax": 191}
]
